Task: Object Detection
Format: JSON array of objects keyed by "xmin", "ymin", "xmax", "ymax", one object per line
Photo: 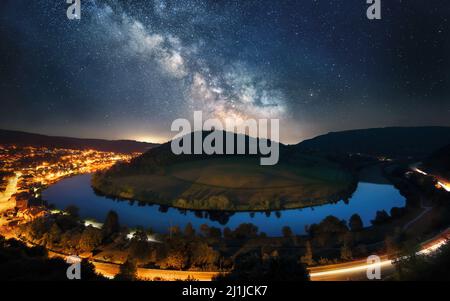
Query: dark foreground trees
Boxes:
[
  {"xmin": 115, "ymin": 258, "xmax": 138, "ymax": 281},
  {"xmin": 102, "ymin": 210, "xmax": 120, "ymax": 240},
  {"xmin": 214, "ymin": 251, "xmax": 310, "ymax": 281},
  {"xmin": 392, "ymin": 241, "xmax": 450, "ymax": 281},
  {"xmin": 0, "ymin": 235, "xmax": 104, "ymax": 281},
  {"xmin": 349, "ymin": 214, "xmax": 363, "ymax": 232},
  {"xmin": 307, "ymin": 215, "xmax": 349, "ymax": 247}
]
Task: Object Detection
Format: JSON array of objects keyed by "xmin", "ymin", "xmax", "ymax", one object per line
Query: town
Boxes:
[{"xmin": 0, "ymin": 145, "xmax": 137, "ymax": 226}]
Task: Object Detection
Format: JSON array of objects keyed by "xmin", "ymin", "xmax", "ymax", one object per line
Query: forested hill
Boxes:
[
  {"xmin": 111, "ymin": 131, "xmax": 287, "ymax": 174},
  {"xmin": 0, "ymin": 129, "xmax": 158, "ymax": 154},
  {"xmin": 295, "ymin": 127, "xmax": 450, "ymax": 158}
]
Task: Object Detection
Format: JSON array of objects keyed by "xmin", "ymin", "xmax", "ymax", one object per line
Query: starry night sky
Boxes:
[{"xmin": 0, "ymin": 0, "xmax": 449, "ymax": 144}]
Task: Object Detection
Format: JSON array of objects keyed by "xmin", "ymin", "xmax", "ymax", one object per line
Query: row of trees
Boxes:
[
  {"xmin": 215, "ymin": 251, "xmax": 310, "ymax": 281},
  {"xmin": 18, "ymin": 206, "xmax": 421, "ymax": 278},
  {"xmin": 169, "ymin": 222, "xmax": 260, "ymax": 240},
  {"xmin": 18, "ymin": 207, "xmax": 121, "ymax": 254},
  {"xmin": 23, "ymin": 208, "xmax": 374, "ymax": 270}
]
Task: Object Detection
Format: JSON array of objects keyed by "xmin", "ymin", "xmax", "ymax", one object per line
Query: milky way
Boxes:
[{"xmin": 0, "ymin": 0, "xmax": 449, "ymax": 143}]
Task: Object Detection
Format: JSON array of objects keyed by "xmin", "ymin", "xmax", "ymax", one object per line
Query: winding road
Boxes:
[
  {"xmin": 85, "ymin": 227, "xmax": 449, "ymax": 281},
  {"xmin": 308, "ymin": 228, "xmax": 450, "ymax": 281},
  {"xmin": 1, "ymin": 168, "xmax": 448, "ymax": 281}
]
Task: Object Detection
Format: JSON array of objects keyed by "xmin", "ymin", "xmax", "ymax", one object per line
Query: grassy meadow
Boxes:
[{"xmin": 92, "ymin": 156, "xmax": 355, "ymax": 211}]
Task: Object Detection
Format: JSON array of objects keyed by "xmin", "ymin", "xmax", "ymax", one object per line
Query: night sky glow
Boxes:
[{"xmin": 0, "ymin": 0, "xmax": 449, "ymax": 144}]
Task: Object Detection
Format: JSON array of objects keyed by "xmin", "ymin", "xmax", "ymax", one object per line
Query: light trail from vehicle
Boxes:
[
  {"xmin": 437, "ymin": 181, "xmax": 450, "ymax": 192},
  {"xmin": 412, "ymin": 167, "xmax": 450, "ymax": 192},
  {"xmin": 309, "ymin": 229, "xmax": 450, "ymax": 280}
]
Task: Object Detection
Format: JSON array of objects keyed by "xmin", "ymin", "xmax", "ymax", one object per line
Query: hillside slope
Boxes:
[
  {"xmin": 296, "ymin": 127, "xmax": 450, "ymax": 157},
  {"xmin": 0, "ymin": 129, "xmax": 157, "ymax": 153},
  {"xmin": 92, "ymin": 131, "xmax": 356, "ymax": 211}
]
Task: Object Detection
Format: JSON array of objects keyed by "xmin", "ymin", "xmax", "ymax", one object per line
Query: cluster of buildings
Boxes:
[
  {"xmin": 0, "ymin": 144, "xmax": 138, "ymax": 224},
  {"xmin": 0, "ymin": 145, "xmax": 135, "ymax": 187}
]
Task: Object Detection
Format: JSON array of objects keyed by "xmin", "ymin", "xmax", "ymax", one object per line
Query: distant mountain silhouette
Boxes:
[
  {"xmin": 0, "ymin": 129, "xmax": 158, "ymax": 153},
  {"xmin": 295, "ymin": 127, "xmax": 450, "ymax": 158}
]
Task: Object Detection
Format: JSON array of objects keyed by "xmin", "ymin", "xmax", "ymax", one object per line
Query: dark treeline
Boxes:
[{"xmin": 0, "ymin": 235, "xmax": 104, "ymax": 281}]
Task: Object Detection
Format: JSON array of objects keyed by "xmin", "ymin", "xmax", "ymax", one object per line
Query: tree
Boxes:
[
  {"xmin": 223, "ymin": 227, "xmax": 232, "ymax": 240},
  {"xmin": 128, "ymin": 229, "xmax": 151, "ymax": 262},
  {"xmin": 161, "ymin": 247, "xmax": 188, "ymax": 270},
  {"xmin": 371, "ymin": 210, "xmax": 390, "ymax": 225},
  {"xmin": 65, "ymin": 205, "xmax": 79, "ymax": 218},
  {"xmin": 385, "ymin": 235, "xmax": 400, "ymax": 257},
  {"xmin": 300, "ymin": 241, "xmax": 314, "ymax": 266},
  {"xmin": 390, "ymin": 207, "xmax": 406, "ymax": 219},
  {"xmin": 55, "ymin": 214, "xmax": 79, "ymax": 231},
  {"xmin": 48, "ymin": 223, "xmax": 62, "ymax": 246},
  {"xmin": 233, "ymin": 223, "xmax": 258, "ymax": 239},
  {"xmin": 168, "ymin": 225, "xmax": 181, "ymax": 238},
  {"xmin": 131, "ymin": 228, "xmax": 147, "ymax": 241},
  {"xmin": 199, "ymin": 224, "xmax": 210, "ymax": 237},
  {"xmin": 79, "ymin": 259, "xmax": 104, "ymax": 281},
  {"xmin": 214, "ymin": 252, "xmax": 309, "ymax": 281},
  {"xmin": 190, "ymin": 242, "xmax": 219, "ymax": 269},
  {"xmin": 308, "ymin": 215, "xmax": 349, "ymax": 246},
  {"xmin": 115, "ymin": 259, "xmax": 138, "ymax": 281},
  {"xmin": 184, "ymin": 223, "xmax": 195, "ymax": 237},
  {"xmin": 79, "ymin": 226, "xmax": 103, "ymax": 252},
  {"xmin": 349, "ymin": 214, "xmax": 363, "ymax": 232},
  {"xmin": 340, "ymin": 243, "xmax": 353, "ymax": 261},
  {"xmin": 0, "ymin": 236, "xmax": 104, "ymax": 281},
  {"xmin": 59, "ymin": 229, "xmax": 82, "ymax": 252},
  {"xmin": 282, "ymin": 226, "xmax": 293, "ymax": 238},
  {"xmin": 208, "ymin": 227, "xmax": 222, "ymax": 239},
  {"xmin": 27, "ymin": 217, "xmax": 49, "ymax": 241},
  {"xmin": 102, "ymin": 210, "xmax": 120, "ymax": 239}
]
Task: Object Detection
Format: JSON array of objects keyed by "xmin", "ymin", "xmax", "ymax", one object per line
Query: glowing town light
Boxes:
[
  {"xmin": 126, "ymin": 230, "xmax": 161, "ymax": 243},
  {"xmin": 84, "ymin": 219, "xmax": 103, "ymax": 229}
]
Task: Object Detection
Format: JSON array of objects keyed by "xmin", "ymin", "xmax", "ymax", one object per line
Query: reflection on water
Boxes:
[{"xmin": 42, "ymin": 174, "xmax": 406, "ymax": 236}]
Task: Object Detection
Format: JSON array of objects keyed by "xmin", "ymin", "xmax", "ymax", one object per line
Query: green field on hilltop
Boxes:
[{"xmin": 92, "ymin": 155, "xmax": 355, "ymax": 211}]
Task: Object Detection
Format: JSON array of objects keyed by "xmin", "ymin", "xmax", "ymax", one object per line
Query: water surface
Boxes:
[{"xmin": 43, "ymin": 174, "xmax": 406, "ymax": 236}]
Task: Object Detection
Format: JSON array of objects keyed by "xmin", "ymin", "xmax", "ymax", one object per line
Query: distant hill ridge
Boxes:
[
  {"xmin": 2, "ymin": 126, "xmax": 450, "ymax": 157},
  {"xmin": 296, "ymin": 126, "xmax": 450, "ymax": 157},
  {"xmin": 0, "ymin": 129, "xmax": 158, "ymax": 154}
]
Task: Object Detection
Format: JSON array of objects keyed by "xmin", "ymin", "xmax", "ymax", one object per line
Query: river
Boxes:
[{"xmin": 42, "ymin": 174, "xmax": 406, "ymax": 236}]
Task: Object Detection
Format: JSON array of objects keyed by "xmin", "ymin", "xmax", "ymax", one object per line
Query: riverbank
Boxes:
[
  {"xmin": 92, "ymin": 155, "xmax": 357, "ymax": 211},
  {"xmin": 2, "ymin": 147, "xmax": 448, "ymax": 281},
  {"xmin": 44, "ymin": 174, "xmax": 406, "ymax": 236}
]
